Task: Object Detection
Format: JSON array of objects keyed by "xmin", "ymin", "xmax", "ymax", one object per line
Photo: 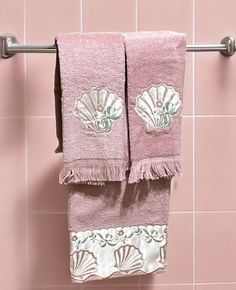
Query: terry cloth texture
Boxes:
[
  {"xmin": 54, "ymin": 33, "xmax": 129, "ymax": 185},
  {"xmin": 125, "ymin": 31, "xmax": 186, "ymax": 183},
  {"xmin": 68, "ymin": 179, "xmax": 170, "ymax": 282}
]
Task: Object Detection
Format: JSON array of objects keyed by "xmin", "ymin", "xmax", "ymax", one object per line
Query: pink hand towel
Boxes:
[
  {"xmin": 68, "ymin": 179, "xmax": 170, "ymax": 283},
  {"xmin": 54, "ymin": 33, "xmax": 129, "ymax": 185},
  {"xmin": 125, "ymin": 31, "xmax": 186, "ymax": 183}
]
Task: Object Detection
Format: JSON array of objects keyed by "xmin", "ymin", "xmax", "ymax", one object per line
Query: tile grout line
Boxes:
[
  {"xmin": 21, "ymin": 281, "xmax": 236, "ymax": 288},
  {"xmin": 195, "ymin": 114, "xmax": 236, "ymax": 117},
  {"xmin": 196, "ymin": 282, "xmax": 236, "ymax": 285},
  {"xmin": 3, "ymin": 114, "xmax": 236, "ymax": 120},
  {"xmin": 139, "ymin": 282, "xmax": 236, "ymax": 286},
  {"xmin": 0, "ymin": 116, "xmax": 55, "ymax": 119},
  {"xmin": 192, "ymin": 0, "xmax": 196, "ymax": 289},
  {"xmin": 80, "ymin": 3, "xmax": 83, "ymax": 290},
  {"xmin": 23, "ymin": 0, "xmax": 30, "ymax": 287},
  {"xmin": 135, "ymin": 2, "xmax": 141, "ymax": 289},
  {"xmin": 25, "ymin": 210, "xmax": 236, "ymax": 215},
  {"xmin": 80, "ymin": 0, "xmax": 83, "ymax": 33},
  {"xmin": 195, "ymin": 210, "xmax": 236, "ymax": 213},
  {"xmin": 171, "ymin": 210, "xmax": 236, "ymax": 213}
]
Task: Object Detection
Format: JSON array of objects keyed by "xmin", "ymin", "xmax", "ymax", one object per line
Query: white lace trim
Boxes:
[{"xmin": 70, "ymin": 224, "xmax": 168, "ymax": 282}]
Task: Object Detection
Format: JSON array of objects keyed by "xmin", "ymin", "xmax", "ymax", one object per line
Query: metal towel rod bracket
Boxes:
[{"xmin": 0, "ymin": 34, "xmax": 235, "ymax": 58}]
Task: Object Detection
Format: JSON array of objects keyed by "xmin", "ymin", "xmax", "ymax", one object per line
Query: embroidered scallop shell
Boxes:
[
  {"xmin": 70, "ymin": 250, "xmax": 97, "ymax": 280},
  {"xmin": 114, "ymin": 245, "xmax": 143, "ymax": 274},
  {"xmin": 135, "ymin": 84, "xmax": 182, "ymax": 129},
  {"xmin": 74, "ymin": 88, "xmax": 124, "ymax": 133}
]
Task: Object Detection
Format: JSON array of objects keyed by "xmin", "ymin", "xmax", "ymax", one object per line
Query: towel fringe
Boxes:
[
  {"xmin": 128, "ymin": 157, "xmax": 181, "ymax": 184},
  {"xmin": 59, "ymin": 164, "xmax": 129, "ymax": 186}
]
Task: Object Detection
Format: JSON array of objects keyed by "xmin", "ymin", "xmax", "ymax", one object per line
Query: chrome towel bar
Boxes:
[{"xmin": 0, "ymin": 34, "xmax": 235, "ymax": 58}]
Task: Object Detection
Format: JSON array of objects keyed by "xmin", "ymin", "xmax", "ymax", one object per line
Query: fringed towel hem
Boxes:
[
  {"xmin": 128, "ymin": 156, "xmax": 181, "ymax": 183},
  {"xmin": 60, "ymin": 160, "xmax": 129, "ymax": 185}
]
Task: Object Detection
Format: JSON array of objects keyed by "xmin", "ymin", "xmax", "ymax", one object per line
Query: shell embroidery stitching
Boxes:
[
  {"xmin": 135, "ymin": 84, "xmax": 182, "ymax": 129},
  {"xmin": 70, "ymin": 224, "xmax": 168, "ymax": 282},
  {"xmin": 114, "ymin": 245, "xmax": 143, "ymax": 274},
  {"xmin": 70, "ymin": 250, "xmax": 98, "ymax": 280},
  {"xmin": 74, "ymin": 88, "xmax": 124, "ymax": 133}
]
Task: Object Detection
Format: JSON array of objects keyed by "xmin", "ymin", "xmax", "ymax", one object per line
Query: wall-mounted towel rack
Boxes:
[{"xmin": 0, "ymin": 34, "xmax": 235, "ymax": 58}]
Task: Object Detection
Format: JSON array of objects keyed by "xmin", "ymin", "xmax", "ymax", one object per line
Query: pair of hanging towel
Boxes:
[{"xmin": 54, "ymin": 31, "xmax": 186, "ymax": 283}]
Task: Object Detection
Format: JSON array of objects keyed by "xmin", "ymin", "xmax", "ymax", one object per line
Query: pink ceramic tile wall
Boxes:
[{"xmin": 0, "ymin": 0, "xmax": 235, "ymax": 289}]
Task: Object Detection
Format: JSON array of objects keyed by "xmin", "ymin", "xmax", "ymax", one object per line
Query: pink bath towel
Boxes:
[
  {"xmin": 125, "ymin": 31, "xmax": 186, "ymax": 183},
  {"xmin": 54, "ymin": 33, "xmax": 129, "ymax": 185},
  {"xmin": 63, "ymin": 31, "xmax": 186, "ymax": 283},
  {"xmin": 68, "ymin": 179, "xmax": 170, "ymax": 282}
]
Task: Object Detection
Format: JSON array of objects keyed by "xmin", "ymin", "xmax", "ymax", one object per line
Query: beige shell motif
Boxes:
[
  {"xmin": 135, "ymin": 84, "xmax": 182, "ymax": 129},
  {"xmin": 70, "ymin": 250, "xmax": 97, "ymax": 281},
  {"xmin": 74, "ymin": 88, "xmax": 124, "ymax": 133},
  {"xmin": 114, "ymin": 245, "xmax": 143, "ymax": 274}
]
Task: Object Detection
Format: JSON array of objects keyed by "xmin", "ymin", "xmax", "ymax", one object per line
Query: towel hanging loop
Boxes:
[{"xmin": 0, "ymin": 34, "xmax": 236, "ymax": 58}]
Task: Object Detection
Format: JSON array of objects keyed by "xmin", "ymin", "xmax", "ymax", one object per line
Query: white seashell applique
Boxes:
[
  {"xmin": 114, "ymin": 245, "xmax": 143, "ymax": 274},
  {"xmin": 69, "ymin": 224, "xmax": 168, "ymax": 282},
  {"xmin": 135, "ymin": 84, "xmax": 182, "ymax": 129},
  {"xmin": 70, "ymin": 250, "xmax": 97, "ymax": 280},
  {"xmin": 74, "ymin": 88, "xmax": 124, "ymax": 133}
]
